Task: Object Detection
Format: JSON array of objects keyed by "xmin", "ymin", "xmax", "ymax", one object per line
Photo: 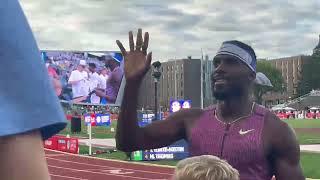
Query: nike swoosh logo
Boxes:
[{"xmin": 239, "ymin": 129, "xmax": 255, "ymax": 135}]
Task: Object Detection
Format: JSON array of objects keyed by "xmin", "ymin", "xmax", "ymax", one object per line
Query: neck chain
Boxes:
[{"xmin": 214, "ymin": 102, "xmax": 255, "ymax": 125}]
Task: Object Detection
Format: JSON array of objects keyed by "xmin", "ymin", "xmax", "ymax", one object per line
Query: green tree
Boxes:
[
  {"xmin": 254, "ymin": 60, "xmax": 285, "ymax": 104},
  {"xmin": 297, "ymin": 56, "xmax": 320, "ymax": 96}
]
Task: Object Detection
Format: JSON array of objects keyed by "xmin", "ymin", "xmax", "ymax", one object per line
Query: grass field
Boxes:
[
  {"xmin": 284, "ymin": 119, "xmax": 320, "ymax": 128},
  {"xmin": 301, "ymin": 152, "xmax": 320, "ymax": 179},
  {"xmin": 59, "ymin": 120, "xmax": 117, "ymax": 139},
  {"xmin": 284, "ymin": 119, "xmax": 320, "ymax": 144}
]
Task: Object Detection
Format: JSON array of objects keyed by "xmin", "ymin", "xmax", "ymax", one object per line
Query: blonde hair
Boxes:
[{"xmin": 173, "ymin": 155, "xmax": 239, "ymax": 180}]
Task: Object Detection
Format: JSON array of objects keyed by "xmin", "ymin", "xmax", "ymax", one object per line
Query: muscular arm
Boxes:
[
  {"xmin": 267, "ymin": 113, "xmax": 305, "ymax": 180},
  {"xmin": 116, "ymin": 81, "xmax": 197, "ymax": 152},
  {"xmin": 0, "ymin": 131, "xmax": 50, "ymax": 180},
  {"xmin": 114, "ymin": 29, "xmax": 200, "ymax": 152}
]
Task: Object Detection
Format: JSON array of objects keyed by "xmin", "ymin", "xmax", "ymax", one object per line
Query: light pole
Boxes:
[
  {"xmin": 152, "ymin": 61, "xmax": 161, "ymax": 121},
  {"xmin": 200, "ymin": 48, "xmax": 204, "ymax": 109}
]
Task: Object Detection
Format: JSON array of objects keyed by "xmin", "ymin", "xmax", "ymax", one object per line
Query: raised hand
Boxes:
[{"xmin": 116, "ymin": 29, "xmax": 152, "ymax": 82}]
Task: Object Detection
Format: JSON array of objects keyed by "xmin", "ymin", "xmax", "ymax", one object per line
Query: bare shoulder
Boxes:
[
  {"xmin": 262, "ymin": 110, "xmax": 304, "ymax": 178},
  {"xmin": 169, "ymin": 108, "xmax": 204, "ymax": 118},
  {"xmin": 264, "ymin": 109, "xmax": 284, "ymax": 126},
  {"xmin": 264, "ymin": 109, "xmax": 294, "ymax": 136},
  {"xmin": 263, "ymin": 109, "xmax": 299, "ymax": 157},
  {"xmin": 167, "ymin": 108, "xmax": 205, "ymax": 124}
]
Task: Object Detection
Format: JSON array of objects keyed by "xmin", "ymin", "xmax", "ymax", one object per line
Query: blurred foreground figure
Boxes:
[
  {"xmin": 0, "ymin": 1, "xmax": 67, "ymax": 180},
  {"xmin": 173, "ymin": 155, "xmax": 239, "ymax": 180}
]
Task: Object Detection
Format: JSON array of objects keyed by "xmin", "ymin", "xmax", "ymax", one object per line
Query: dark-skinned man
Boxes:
[
  {"xmin": 115, "ymin": 29, "xmax": 305, "ymax": 180},
  {"xmin": 95, "ymin": 55, "xmax": 123, "ymax": 104}
]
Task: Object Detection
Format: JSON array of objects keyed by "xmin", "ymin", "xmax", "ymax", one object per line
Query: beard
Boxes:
[
  {"xmin": 213, "ymin": 91, "xmax": 227, "ymax": 100},
  {"xmin": 212, "ymin": 85, "xmax": 244, "ymax": 100}
]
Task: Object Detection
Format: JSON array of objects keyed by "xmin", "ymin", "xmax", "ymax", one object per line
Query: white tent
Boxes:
[
  {"xmin": 271, "ymin": 104, "xmax": 285, "ymax": 111},
  {"xmin": 283, "ymin": 107, "xmax": 295, "ymax": 111},
  {"xmin": 272, "ymin": 106, "xmax": 283, "ymax": 111}
]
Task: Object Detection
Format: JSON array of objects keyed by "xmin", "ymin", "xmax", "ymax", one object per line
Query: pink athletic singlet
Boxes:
[{"xmin": 189, "ymin": 105, "xmax": 273, "ymax": 180}]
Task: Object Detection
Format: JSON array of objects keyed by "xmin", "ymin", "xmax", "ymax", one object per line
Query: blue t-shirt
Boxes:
[{"xmin": 0, "ymin": 0, "xmax": 67, "ymax": 139}]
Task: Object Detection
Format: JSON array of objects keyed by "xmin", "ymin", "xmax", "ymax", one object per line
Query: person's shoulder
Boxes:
[
  {"xmin": 263, "ymin": 107, "xmax": 284, "ymax": 126},
  {"xmin": 167, "ymin": 108, "xmax": 205, "ymax": 123},
  {"xmin": 253, "ymin": 104, "xmax": 292, "ymax": 136},
  {"xmin": 261, "ymin": 107, "xmax": 299, "ymax": 157},
  {"xmin": 263, "ymin": 107, "xmax": 295, "ymax": 142}
]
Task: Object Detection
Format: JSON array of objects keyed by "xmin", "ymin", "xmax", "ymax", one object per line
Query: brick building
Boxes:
[
  {"xmin": 263, "ymin": 55, "xmax": 311, "ymax": 107},
  {"xmin": 137, "ymin": 56, "xmax": 215, "ymax": 110}
]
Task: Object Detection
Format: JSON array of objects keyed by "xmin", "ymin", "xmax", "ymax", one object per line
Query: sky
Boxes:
[{"xmin": 20, "ymin": 0, "xmax": 320, "ymax": 61}]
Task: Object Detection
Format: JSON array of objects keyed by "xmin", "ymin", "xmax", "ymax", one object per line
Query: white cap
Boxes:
[
  {"xmin": 255, "ymin": 72, "xmax": 273, "ymax": 87},
  {"xmin": 79, "ymin": 60, "xmax": 86, "ymax": 66}
]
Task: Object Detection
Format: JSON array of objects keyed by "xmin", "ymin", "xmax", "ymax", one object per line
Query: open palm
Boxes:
[{"xmin": 116, "ymin": 29, "xmax": 152, "ymax": 82}]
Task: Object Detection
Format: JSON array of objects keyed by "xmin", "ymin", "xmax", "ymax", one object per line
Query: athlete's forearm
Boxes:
[{"xmin": 116, "ymin": 81, "xmax": 142, "ymax": 152}]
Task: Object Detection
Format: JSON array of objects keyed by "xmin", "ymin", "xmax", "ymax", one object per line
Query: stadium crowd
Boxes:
[
  {"xmin": 275, "ymin": 109, "xmax": 320, "ymax": 119},
  {"xmin": 44, "ymin": 51, "xmax": 123, "ymax": 104}
]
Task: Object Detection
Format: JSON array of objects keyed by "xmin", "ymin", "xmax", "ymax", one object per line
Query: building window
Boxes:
[{"xmin": 181, "ymin": 90, "xmax": 183, "ymax": 96}]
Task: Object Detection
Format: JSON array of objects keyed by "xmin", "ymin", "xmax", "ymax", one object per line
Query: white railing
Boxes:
[{"xmin": 281, "ymin": 90, "xmax": 320, "ymax": 107}]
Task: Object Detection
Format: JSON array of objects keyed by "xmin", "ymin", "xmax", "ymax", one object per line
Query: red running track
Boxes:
[{"xmin": 45, "ymin": 149, "xmax": 175, "ymax": 180}]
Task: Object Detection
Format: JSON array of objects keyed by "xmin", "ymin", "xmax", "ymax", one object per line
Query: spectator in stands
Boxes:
[
  {"xmin": 52, "ymin": 77, "xmax": 72, "ymax": 101},
  {"xmin": 52, "ymin": 78, "xmax": 62, "ymax": 96},
  {"xmin": 99, "ymin": 68, "xmax": 109, "ymax": 90},
  {"xmin": 172, "ymin": 155, "xmax": 239, "ymax": 180},
  {"xmin": 46, "ymin": 59, "xmax": 59, "ymax": 79},
  {"xmin": 88, "ymin": 63, "xmax": 101, "ymax": 103},
  {"xmin": 68, "ymin": 60, "xmax": 89, "ymax": 100},
  {"xmin": 94, "ymin": 67, "xmax": 109, "ymax": 104}
]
